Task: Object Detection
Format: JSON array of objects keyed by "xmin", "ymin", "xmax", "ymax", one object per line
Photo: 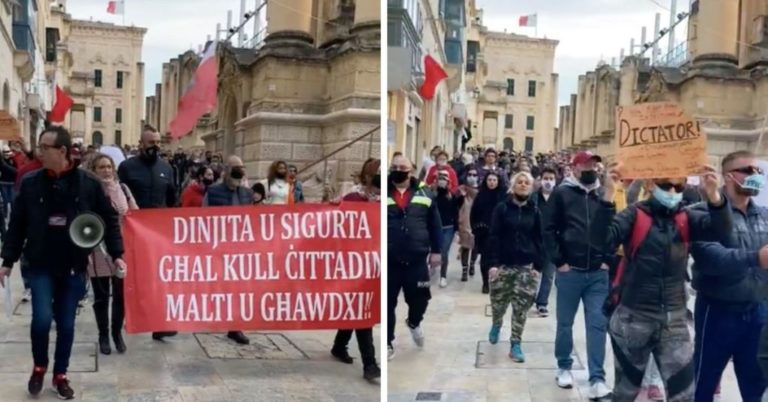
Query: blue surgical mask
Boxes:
[
  {"xmin": 652, "ymin": 187, "xmax": 683, "ymax": 209},
  {"xmin": 738, "ymin": 173, "xmax": 766, "ymax": 196}
]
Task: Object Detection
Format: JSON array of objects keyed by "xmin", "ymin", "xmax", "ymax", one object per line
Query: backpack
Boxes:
[{"xmin": 602, "ymin": 207, "xmax": 690, "ymax": 317}]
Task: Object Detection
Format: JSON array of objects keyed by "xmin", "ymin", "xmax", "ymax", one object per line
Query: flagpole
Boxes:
[{"xmin": 122, "ymin": 0, "xmax": 125, "ymax": 25}]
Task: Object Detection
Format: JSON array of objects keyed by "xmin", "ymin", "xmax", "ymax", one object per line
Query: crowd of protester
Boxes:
[
  {"xmin": 388, "ymin": 143, "xmax": 768, "ymax": 402},
  {"xmin": 0, "ymin": 124, "xmax": 380, "ymax": 399}
]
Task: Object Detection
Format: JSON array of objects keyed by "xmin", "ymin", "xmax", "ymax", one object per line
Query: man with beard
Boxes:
[
  {"xmin": 117, "ymin": 125, "xmax": 177, "ymax": 341},
  {"xmin": 545, "ymin": 151, "xmax": 614, "ymax": 399},
  {"xmin": 692, "ymin": 150, "xmax": 768, "ymax": 402},
  {"xmin": 387, "ymin": 154, "xmax": 442, "ymax": 361},
  {"xmin": 202, "ymin": 156, "xmax": 252, "ymax": 345}
]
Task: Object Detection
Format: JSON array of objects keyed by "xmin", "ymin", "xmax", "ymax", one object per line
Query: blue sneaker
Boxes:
[
  {"xmin": 488, "ymin": 325, "xmax": 501, "ymax": 344},
  {"xmin": 509, "ymin": 342, "xmax": 525, "ymax": 362}
]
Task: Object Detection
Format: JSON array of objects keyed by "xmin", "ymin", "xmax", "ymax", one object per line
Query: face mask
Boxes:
[
  {"xmin": 143, "ymin": 145, "xmax": 159, "ymax": 161},
  {"xmin": 276, "ymin": 172, "xmax": 286, "ymax": 179},
  {"xmin": 513, "ymin": 193, "xmax": 529, "ymax": 203},
  {"xmin": 735, "ymin": 173, "xmax": 765, "ymax": 197},
  {"xmin": 230, "ymin": 167, "xmax": 245, "ymax": 180},
  {"xmin": 579, "ymin": 170, "xmax": 598, "ymax": 186},
  {"xmin": 372, "ymin": 174, "xmax": 381, "ymax": 189},
  {"xmin": 541, "ymin": 180, "xmax": 556, "ymax": 192},
  {"xmin": 466, "ymin": 176, "xmax": 478, "ymax": 187},
  {"xmin": 437, "ymin": 160, "xmax": 447, "ymax": 167},
  {"xmin": 437, "ymin": 179, "xmax": 449, "ymax": 189},
  {"xmin": 652, "ymin": 186, "xmax": 683, "ymax": 209},
  {"xmin": 389, "ymin": 171, "xmax": 409, "ymax": 184},
  {"xmin": 202, "ymin": 178, "xmax": 214, "ymax": 186}
]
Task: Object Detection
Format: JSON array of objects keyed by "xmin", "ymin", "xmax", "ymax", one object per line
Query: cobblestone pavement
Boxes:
[
  {"xmin": 387, "ymin": 254, "xmax": 741, "ymax": 402},
  {"xmin": 0, "ymin": 271, "xmax": 380, "ymax": 402}
]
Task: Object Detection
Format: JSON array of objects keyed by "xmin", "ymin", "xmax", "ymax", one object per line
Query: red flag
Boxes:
[
  {"xmin": 169, "ymin": 42, "xmax": 218, "ymax": 138},
  {"xmin": 419, "ymin": 55, "xmax": 448, "ymax": 100},
  {"xmin": 107, "ymin": 1, "xmax": 124, "ymax": 15},
  {"xmin": 519, "ymin": 14, "xmax": 537, "ymax": 27},
  {"xmin": 49, "ymin": 84, "xmax": 74, "ymax": 123}
]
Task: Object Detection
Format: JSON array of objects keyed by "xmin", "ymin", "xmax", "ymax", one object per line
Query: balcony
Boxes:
[
  {"xmin": 388, "ymin": 5, "xmax": 422, "ymax": 91},
  {"xmin": 12, "ymin": 22, "xmax": 35, "ymax": 81}
]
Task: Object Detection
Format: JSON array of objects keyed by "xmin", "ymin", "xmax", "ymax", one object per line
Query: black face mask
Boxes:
[
  {"xmin": 143, "ymin": 145, "xmax": 159, "ymax": 162},
  {"xmin": 276, "ymin": 172, "xmax": 286, "ymax": 179},
  {"xmin": 202, "ymin": 178, "xmax": 214, "ymax": 186},
  {"xmin": 389, "ymin": 171, "xmax": 409, "ymax": 184},
  {"xmin": 230, "ymin": 167, "xmax": 245, "ymax": 180},
  {"xmin": 372, "ymin": 174, "xmax": 381, "ymax": 189},
  {"xmin": 579, "ymin": 170, "xmax": 598, "ymax": 186},
  {"xmin": 513, "ymin": 193, "xmax": 529, "ymax": 203}
]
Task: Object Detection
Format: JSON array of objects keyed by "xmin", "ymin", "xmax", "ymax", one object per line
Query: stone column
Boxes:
[
  {"xmin": 693, "ymin": 0, "xmax": 739, "ymax": 66},
  {"xmin": 352, "ymin": 0, "xmax": 379, "ymax": 34},
  {"xmin": 264, "ymin": 0, "xmax": 314, "ymax": 47}
]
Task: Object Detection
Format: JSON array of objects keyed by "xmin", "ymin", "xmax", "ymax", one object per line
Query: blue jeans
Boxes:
[
  {"xmin": 694, "ymin": 298, "xmax": 767, "ymax": 402},
  {"xmin": 439, "ymin": 227, "xmax": 455, "ymax": 279},
  {"xmin": 535, "ymin": 262, "xmax": 555, "ymax": 307},
  {"xmin": 554, "ymin": 268, "xmax": 609, "ymax": 384},
  {"xmin": 29, "ymin": 270, "xmax": 87, "ymax": 375}
]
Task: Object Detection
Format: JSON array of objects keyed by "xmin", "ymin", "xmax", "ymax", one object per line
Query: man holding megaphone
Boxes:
[{"xmin": 0, "ymin": 126, "xmax": 125, "ymax": 400}]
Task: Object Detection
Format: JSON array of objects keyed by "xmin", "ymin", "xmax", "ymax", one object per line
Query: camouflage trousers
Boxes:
[
  {"xmin": 489, "ymin": 266, "xmax": 539, "ymax": 343},
  {"xmin": 609, "ymin": 304, "xmax": 694, "ymax": 402}
]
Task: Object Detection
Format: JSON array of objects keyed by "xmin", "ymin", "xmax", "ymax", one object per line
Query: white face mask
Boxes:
[
  {"xmin": 541, "ymin": 179, "xmax": 556, "ymax": 191},
  {"xmin": 437, "ymin": 179, "xmax": 449, "ymax": 188}
]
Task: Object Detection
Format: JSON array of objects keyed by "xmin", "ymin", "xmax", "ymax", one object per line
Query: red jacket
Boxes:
[
  {"xmin": 181, "ymin": 182, "xmax": 206, "ymax": 207},
  {"xmin": 11, "ymin": 152, "xmax": 28, "ymax": 170},
  {"xmin": 425, "ymin": 164, "xmax": 459, "ymax": 193},
  {"xmin": 14, "ymin": 159, "xmax": 42, "ymax": 192}
]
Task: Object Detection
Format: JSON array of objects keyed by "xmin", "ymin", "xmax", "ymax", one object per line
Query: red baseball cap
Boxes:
[{"xmin": 571, "ymin": 151, "xmax": 602, "ymax": 166}]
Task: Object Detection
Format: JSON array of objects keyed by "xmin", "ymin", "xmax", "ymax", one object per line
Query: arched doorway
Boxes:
[
  {"xmin": 503, "ymin": 137, "xmax": 514, "ymax": 151},
  {"xmin": 92, "ymin": 131, "xmax": 103, "ymax": 146}
]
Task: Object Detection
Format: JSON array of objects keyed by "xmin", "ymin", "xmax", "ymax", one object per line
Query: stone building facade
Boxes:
[
  {"xmin": 558, "ymin": 0, "xmax": 768, "ymax": 167},
  {"xmin": 63, "ymin": 19, "xmax": 145, "ymax": 147},
  {"xmin": 191, "ymin": 0, "xmax": 380, "ymax": 201}
]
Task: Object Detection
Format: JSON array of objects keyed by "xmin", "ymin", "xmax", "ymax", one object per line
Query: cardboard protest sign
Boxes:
[
  {"xmin": 616, "ymin": 102, "xmax": 707, "ymax": 179},
  {"xmin": 123, "ymin": 203, "xmax": 380, "ymax": 333}
]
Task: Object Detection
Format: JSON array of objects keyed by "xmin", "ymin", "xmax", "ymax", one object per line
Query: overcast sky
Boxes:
[
  {"xmin": 477, "ymin": 0, "xmax": 689, "ymax": 107},
  {"xmin": 65, "ymin": 0, "xmax": 257, "ymax": 102}
]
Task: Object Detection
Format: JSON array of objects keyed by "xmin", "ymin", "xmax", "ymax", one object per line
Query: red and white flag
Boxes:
[
  {"xmin": 169, "ymin": 41, "xmax": 218, "ymax": 138},
  {"xmin": 107, "ymin": 0, "xmax": 124, "ymax": 15},
  {"xmin": 519, "ymin": 14, "xmax": 537, "ymax": 27},
  {"xmin": 48, "ymin": 80, "xmax": 74, "ymax": 124}
]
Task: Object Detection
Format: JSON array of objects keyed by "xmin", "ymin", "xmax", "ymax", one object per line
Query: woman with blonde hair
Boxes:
[
  {"xmin": 87, "ymin": 153, "xmax": 138, "ymax": 355},
  {"xmin": 485, "ymin": 171, "xmax": 545, "ymax": 363}
]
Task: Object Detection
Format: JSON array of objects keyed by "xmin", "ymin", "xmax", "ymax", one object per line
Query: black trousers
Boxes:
[
  {"xmin": 91, "ymin": 276, "xmax": 124, "ymax": 335},
  {"xmin": 387, "ymin": 256, "xmax": 431, "ymax": 345},
  {"xmin": 333, "ymin": 328, "xmax": 376, "ymax": 367}
]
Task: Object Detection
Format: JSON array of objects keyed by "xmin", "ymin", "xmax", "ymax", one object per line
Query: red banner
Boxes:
[{"xmin": 123, "ymin": 203, "xmax": 380, "ymax": 333}]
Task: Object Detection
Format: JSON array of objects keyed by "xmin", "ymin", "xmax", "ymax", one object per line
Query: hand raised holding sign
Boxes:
[
  {"xmin": 698, "ymin": 165, "xmax": 722, "ymax": 206},
  {"xmin": 602, "ymin": 162, "xmax": 622, "ymax": 202}
]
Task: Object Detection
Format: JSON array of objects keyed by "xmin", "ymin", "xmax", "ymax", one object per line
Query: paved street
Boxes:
[
  {"xmin": 388, "ymin": 254, "xmax": 742, "ymax": 402},
  {"xmin": 0, "ymin": 271, "xmax": 380, "ymax": 402}
]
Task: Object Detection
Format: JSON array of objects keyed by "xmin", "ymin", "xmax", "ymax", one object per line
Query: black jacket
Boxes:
[
  {"xmin": 118, "ymin": 156, "xmax": 176, "ymax": 209},
  {"xmin": 435, "ymin": 188, "xmax": 461, "ymax": 229},
  {"xmin": 545, "ymin": 178, "xmax": 614, "ymax": 270},
  {"xmin": 470, "ymin": 178, "xmax": 507, "ymax": 241},
  {"xmin": 485, "ymin": 197, "xmax": 545, "ymax": 271},
  {"xmin": 1, "ymin": 168, "xmax": 124, "ymax": 274},
  {"xmin": 605, "ymin": 198, "xmax": 732, "ymax": 316},
  {"xmin": 387, "ymin": 178, "xmax": 443, "ymax": 259}
]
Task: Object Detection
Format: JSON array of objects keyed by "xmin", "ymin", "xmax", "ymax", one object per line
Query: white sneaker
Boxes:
[
  {"xmin": 408, "ymin": 323, "xmax": 424, "ymax": 347},
  {"xmin": 21, "ymin": 289, "xmax": 31, "ymax": 303},
  {"xmin": 588, "ymin": 381, "xmax": 612, "ymax": 399},
  {"xmin": 439, "ymin": 277, "xmax": 448, "ymax": 288},
  {"xmin": 387, "ymin": 344, "xmax": 395, "ymax": 361},
  {"xmin": 556, "ymin": 369, "xmax": 573, "ymax": 389}
]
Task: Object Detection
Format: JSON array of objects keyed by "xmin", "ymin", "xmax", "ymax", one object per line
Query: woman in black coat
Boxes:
[{"xmin": 470, "ymin": 172, "xmax": 508, "ymax": 293}]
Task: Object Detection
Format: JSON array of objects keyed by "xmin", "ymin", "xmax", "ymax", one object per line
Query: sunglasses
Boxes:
[
  {"xmin": 656, "ymin": 182, "xmax": 686, "ymax": 193},
  {"xmin": 729, "ymin": 166, "xmax": 764, "ymax": 175}
]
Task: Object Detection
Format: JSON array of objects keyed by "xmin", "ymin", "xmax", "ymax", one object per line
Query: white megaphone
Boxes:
[{"xmin": 69, "ymin": 213, "xmax": 105, "ymax": 249}]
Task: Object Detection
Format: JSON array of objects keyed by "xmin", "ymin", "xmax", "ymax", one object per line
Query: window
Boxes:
[
  {"xmin": 115, "ymin": 108, "xmax": 122, "ymax": 123},
  {"xmin": 92, "ymin": 131, "xmax": 103, "ymax": 145},
  {"xmin": 506, "ymin": 79, "xmax": 515, "ymax": 96},
  {"xmin": 526, "ymin": 115, "xmax": 535, "ymax": 130},
  {"xmin": 115, "ymin": 130, "xmax": 122, "ymax": 146},
  {"xmin": 94, "ymin": 69, "xmax": 102, "ymax": 87},
  {"xmin": 45, "ymin": 28, "xmax": 59, "ymax": 63},
  {"xmin": 117, "ymin": 71, "xmax": 123, "ymax": 89},
  {"xmin": 525, "ymin": 137, "xmax": 534, "ymax": 152},
  {"xmin": 503, "ymin": 137, "xmax": 514, "ymax": 151},
  {"xmin": 528, "ymin": 80, "xmax": 536, "ymax": 97},
  {"xmin": 466, "ymin": 40, "xmax": 479, "ymax": 73},
  {"xmin": 93, "ymin": 107, "xmax": 102, "ymax": 122},
  {"xmin": 504, "ymin": 114, "xmax": 513, "ymax": 129}
]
